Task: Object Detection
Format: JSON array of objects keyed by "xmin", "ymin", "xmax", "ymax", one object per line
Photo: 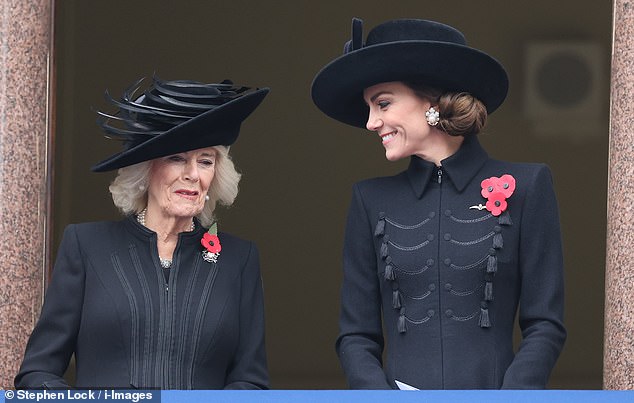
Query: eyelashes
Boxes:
[{"xmin": 166, "ymin": 155, "xmax": 215, "ymax": 165}]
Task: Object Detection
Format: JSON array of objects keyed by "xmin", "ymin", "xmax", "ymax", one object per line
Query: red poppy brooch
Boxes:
[
  {"xmin": 201, "ymin": 222, "xmax": 221, "ymax": 263},
  {"xmin": 476, "ymin": 174, "xmax": 516, "ymax": 216}
]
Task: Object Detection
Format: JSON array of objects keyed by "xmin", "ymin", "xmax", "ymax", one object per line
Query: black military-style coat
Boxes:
[
  {"xmin": 337, "ymin": 136, "xmax": 566, "ymax": 389},
  {"xmin": 15, "ymin": 216, "xmax": 268, "ymax": 390}
]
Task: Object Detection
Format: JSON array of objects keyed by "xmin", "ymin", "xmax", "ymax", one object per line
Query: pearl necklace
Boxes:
[{"xmin": 136, "ymin": 208, "xmax": 195, "ymax": 269}]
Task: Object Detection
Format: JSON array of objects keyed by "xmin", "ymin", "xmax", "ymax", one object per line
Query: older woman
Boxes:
[
  {"xmin": 15, "ymin": 77, "xmax": 269, "ymax": 389},
  {"xmin": 311, "ymin": 18, "xmax": 566, "ymax": 389}
]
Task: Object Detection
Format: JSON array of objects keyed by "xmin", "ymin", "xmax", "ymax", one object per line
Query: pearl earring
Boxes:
[
  {"xmin": 205, "ymin": 195, "xmax": 210, "ymax": 201},
  {"xmin": 138, "ymin": 184, "xmax": 145, "ymax": 191},
  {"xmin": 425, "ymin": 107, "xmax": 440, "ymax": 126}
]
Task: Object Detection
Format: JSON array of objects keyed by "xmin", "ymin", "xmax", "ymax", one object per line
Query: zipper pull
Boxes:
[{"xmin": 437, "ymin": 168, "xmax": 443, "ymax": 184}]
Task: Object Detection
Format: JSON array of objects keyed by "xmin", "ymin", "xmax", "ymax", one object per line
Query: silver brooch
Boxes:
[{"xmin": 202, "ymin": 250, "xmax": 219, "ymax": 263}]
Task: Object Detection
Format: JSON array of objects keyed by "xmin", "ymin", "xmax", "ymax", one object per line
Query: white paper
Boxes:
[{"xmin": 395, "ymin": 380, "xmax": 419, "ymax": 390}]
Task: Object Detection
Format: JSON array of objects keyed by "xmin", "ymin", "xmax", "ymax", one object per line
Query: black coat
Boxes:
[
  {"xmin": 15, "ymin": 217, "xmax": 268, "ymax": 389},
  {"xmin": 337, "ymin": 136, "xmax": 566, "ymax": 389}
]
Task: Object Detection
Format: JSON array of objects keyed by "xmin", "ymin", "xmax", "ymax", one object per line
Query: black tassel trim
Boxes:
[
  {"xmin": 498, "ymin": 211, "xmax": 512, "ymax": 226},
  {"xmin": 398, "ymin": 312, "xmax": 407, "ymax": 334},
  {"xmin": 374, "ymin": 212, "xmax": 386, "ymax": 237},
  {"xmin": 493, "ymin": 233, "xmax": 503, "ymax": 249},
  {"xmin": 479, "ymin": 303, "xmax": 491, "ymax": 328},
  {"xmin": 392, "ymin": 290, "xmax": 402, "ymax": 309},
  {"xmin": 484, "ymin": 281, "xmax": 494, "ymax": 301},
  {"xmin": 487, "ymin": 255, "xmax": 497, "ymax": 274},
  {"xmin": 384, "ymin": 263, "xmax": 395, "ymax": 281},
  {"xmin": 380, "ymin": 235, "xmax": 390, "ymax": 260}
]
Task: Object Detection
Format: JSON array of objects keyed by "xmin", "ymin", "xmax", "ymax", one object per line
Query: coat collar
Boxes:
[
  {"xmin": 124, "ymin": 214, "xmax": 207, "ymax": 243},
  {"xmin": 406, "ymin": 135, "xmax": 489, "ymax": 199}
]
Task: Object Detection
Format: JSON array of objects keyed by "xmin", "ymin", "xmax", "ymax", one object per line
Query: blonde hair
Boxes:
[
  {"xmin": 405, "ymin": 82, "xmax": 488, "ymax": 137},
  {"xmin": 109, "ymin": 145, "xmax": 241, "ymax": 227}
]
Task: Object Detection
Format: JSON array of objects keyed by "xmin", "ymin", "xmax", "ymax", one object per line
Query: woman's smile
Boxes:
[{"xmin": 380, "ymin": 131, "xmax": 396, "ymax": 144}]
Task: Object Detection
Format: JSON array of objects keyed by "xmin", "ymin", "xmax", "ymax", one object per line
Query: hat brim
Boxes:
[
  {"xmin": 92, "ymin": 87, "xmax": 269, "ymax": 172},
  {"xmin": 311, "ymin": 41, "xmax": 508, "ymax": 128}
]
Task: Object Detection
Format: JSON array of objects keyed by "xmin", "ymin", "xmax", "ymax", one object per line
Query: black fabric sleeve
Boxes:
[
  {"xmin": 501, "ymin": 165, "xmax": 567, "ymax": 388},
  {"xmin": 15, "ymin": 225, "xmax": 85, "ymax": 389},
  {"xmin": 223, "ymin": 242, "xmax": 269, "ymax": 389},
  {"xmin": 336, "ymin": 184, "xmax": 390, "ymax": 389}
]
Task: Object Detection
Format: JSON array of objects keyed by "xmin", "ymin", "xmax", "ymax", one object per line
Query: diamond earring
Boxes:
[{"xmin": 425, "ymin": 107, "xmax": 440, "ymax": 126}]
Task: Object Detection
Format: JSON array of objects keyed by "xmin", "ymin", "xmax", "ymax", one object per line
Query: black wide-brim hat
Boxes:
[
  {"xmin": 92, "ymin": 77, "xmax": 269, "ymax": 172},
  {"xmin": 311, "ymin": 18, "xmax": 509, "ymax": 128}
]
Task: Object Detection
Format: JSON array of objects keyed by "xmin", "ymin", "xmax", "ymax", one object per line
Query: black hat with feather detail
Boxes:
[{"xmin": 91, "ymin": 76, "xmax": 269, "ymax": 172}]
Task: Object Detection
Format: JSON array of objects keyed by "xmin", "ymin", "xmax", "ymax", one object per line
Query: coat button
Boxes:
[
  {"xmin": 444, "ymin": 283, "xmax": 452, "ymax": 291},
  {"xmin": 427, "ymin": 259, "xmax": 435, "ymax": 266},
  {"xmin": 427, "ymin": 234, "xmax": 434, "ymax": 241},
  {"xmin": 428, "ymin": 309, "xmax": 435, "ymax": 317},
  {"xmin": 444, "ymin": 258, "xmax": 452, "ymax": 266},
  {"xmin": 428, "ymin": 283, "xmax": 436, "ymax": 291},
  {"xmin": 444, "ymin": 209, "xmax": 452, "ymax": 216},
  {"xmin": 445, "ymin": 309, "xmax": 453, "ymax": 317},
  {"xmin": 444, "ymin": 233, "xmax": 451, "ymax": 241},
  {"xmin": 429, "ymin": 211, "xmax": 436, "ymax": 218}
]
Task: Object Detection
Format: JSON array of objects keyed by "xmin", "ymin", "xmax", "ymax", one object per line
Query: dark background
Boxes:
[{"xmin": 53, "ymin": 0, "xmax": 611, "ymax": 388}]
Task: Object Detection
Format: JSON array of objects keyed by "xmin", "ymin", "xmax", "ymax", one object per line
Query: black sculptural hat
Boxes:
[{"xmin": 92, "ymin": 76, "xmax": 269, "ymax": 172}]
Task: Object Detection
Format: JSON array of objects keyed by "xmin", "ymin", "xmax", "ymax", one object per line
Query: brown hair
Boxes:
[{"xmin": 405, "ymin": 82, "xmax": 488, "ymax": 137}]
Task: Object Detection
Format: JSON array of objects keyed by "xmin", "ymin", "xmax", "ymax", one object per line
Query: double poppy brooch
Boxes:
[
  {"xmin": 472, "ymin": 174, "xmax": 516, "ymax": 216},
  {"xmin": 201, "ymin": 222, "xmax": 221, "ymax": 263}
]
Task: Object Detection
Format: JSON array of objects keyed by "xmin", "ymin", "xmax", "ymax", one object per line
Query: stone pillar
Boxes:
[
  {"xmin": 604, "ymin": 0, "xmax": 634, "ymax": 391},
  {"xmin": 0, "ymin": 0, "xmax": 53, "ymax": 389}
]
